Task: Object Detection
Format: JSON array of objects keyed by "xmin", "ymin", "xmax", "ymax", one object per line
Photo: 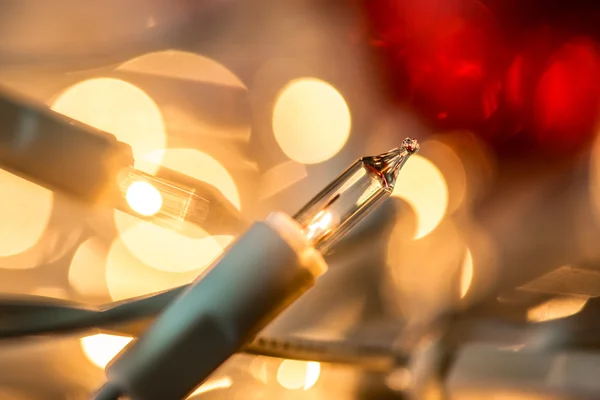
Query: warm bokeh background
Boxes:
[{"xmin": 0, "ymin": 0, "xmax": 598, "ymax": 398}]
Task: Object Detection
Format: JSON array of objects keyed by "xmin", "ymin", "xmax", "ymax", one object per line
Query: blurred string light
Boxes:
[
  {"xmin": 69, "ymin": 159, "xmax": 238, "ymax": 298},
  {"xmin": 81, "ymin": 334, "xmax": 132, "ymax": 369},
  {"xmin": 0, "ymin": 169, "xmax": 52, "ymax": 262},
  {"xmin": 114, "ymin": 147, "xmax": 241, "ymax": 230},
  {"xmin": 118, "ymin": 50, "xmax": 246, "ymax": 88},
  {"xmin": 153, "ymin": 148, "xmax": 240, "ymax": 210},
  {"xmin": 392, "ymin": 153, "xmax": 448, "ymax": 239},
  {"xmin": 276, "ymin": 360, "xmax": 321, "ymax": 390},
  {"xmin": 51, "ymin": 61, "xmax": 245, "ymax": 380},
  {"xmin": 52, "ymin": 73, "xmax": 241, "ymax": 276},
  {"xmin": 114, "ymin": 147, "xmax": 238, "ymax": 273},
  {"xmin": 272, "ymin": 78, "xmax": 351, "ymax": 164},
  {"xmin": 50, "ymin": 77, "xmax": 167, "ymax": 174},
  {"xmin": 526, "ymin": 296, "xmax": 588, "ymax": 323}
]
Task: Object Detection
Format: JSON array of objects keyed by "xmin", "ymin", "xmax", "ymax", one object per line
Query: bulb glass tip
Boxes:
[{"xmin": 362, "ymin": 137, "xmax": 419, "ymax": 192}]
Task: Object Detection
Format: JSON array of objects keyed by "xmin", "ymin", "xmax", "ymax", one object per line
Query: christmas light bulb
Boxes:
[{"xmin": 294, "ymin": 137, "xmax": 419, "ymax": 252}]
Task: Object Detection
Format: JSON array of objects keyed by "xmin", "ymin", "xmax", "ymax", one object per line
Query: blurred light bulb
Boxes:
[
  {"xmin": 276, "ymin": 360, "xmax": 321, "ymax": 390},
  {"xmin": 51, "ymin": 78, "xmax": 166, "ymax": 174},
  {"xmin": 119, "ymin": 50, "xmax": 246, "ymax": 89},
  {"xmin": 80, "ymin": 334, "xmax": 133, "ymax": 369},
  {"xmin": 392, "ymin": 154, "xmax": 448, "ymax": 239},
  {"xmin": 112, "ymin": 148, "xmax": 241, "ymax": 273},
  {"xmin": 125, "ymin": 181, "xmax": 163, "ymax": 216},
  {"xmin": 304, "ymin": 362, "xmax": 321, "ymax": 390},
  {"xmin": 0, "ymin": 168, "xmax": 52, "ymax": 260},
  {"xmin": 273, "ymin": 78, "xmax": 351, "ymax": 164},
  {"xmin": 117, "ymin": 50, "xmax": 251, "ymax": 142}
]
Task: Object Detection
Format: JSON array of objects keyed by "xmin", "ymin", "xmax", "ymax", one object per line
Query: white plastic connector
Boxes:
[{"xmin": 265, "ymin": 212, "xmax": 328, "ymax": 277}]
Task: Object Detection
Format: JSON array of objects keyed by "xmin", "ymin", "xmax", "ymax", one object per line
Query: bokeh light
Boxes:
[
  {"xmin": 105, "ymin": 232, "xmax": 231, "ymax": 300},
  {"xmin": 527, "ymin": 296, "xmax": 588, "ymax": 323},
  {"xmin": 117, "ymin": 50, "xmax": 250, "ymax": 142},
  {"xmin": 422, "ymin": 138, "xmax": 467, "ymax": 214},
  {"xmin": 80, "ymin": 334, "xmax": 132, "ymax": 369},
  {"xmin": 276, "ymin": 360, "xmax": 321, "ymax": 390},
  {"xmin": 113, "ymin": 147, "xmax": 238, "ymax": 274},
  {"xmin": 272, "ymin": 78, "xmax": 351, "ymax": 164},
  {"xmin": 115, "ymin": 221, "xmax": 232, "ymax": 274},
  {"xmin": 386, "ymin": 219, "xmax": 466, "ymax": 323},
  {"xmin": 392, "ymin": 154, "xmax": 449, "ymax": 239},
  {"xmin": 118, "ymin": 50, "xmax": 246, "ymax": 88},
  {"xmin": 51, "ymin": 77, "xmax": 166, "ymax": 173},
  {"xmin": 126, "ymin": 181, "xmax": 163, "ymax": 216},
  {"xmin": 0, "ymin": 168, "xmax": 53, "ymax": 261}
]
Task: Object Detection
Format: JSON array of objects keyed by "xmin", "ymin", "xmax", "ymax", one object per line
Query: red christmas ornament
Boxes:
[{"xmin": 363, "ymin": 0, "xmax": 600, "ymax": 159}]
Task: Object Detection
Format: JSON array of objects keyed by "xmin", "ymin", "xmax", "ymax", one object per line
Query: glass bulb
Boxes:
[
  {"xmin": 294, "ymin": 137, "xmax": 419, "ymax": 252},
  {"xmin": 116, "ymin": 168, "xmax": 209, "ymax": 235},
  {"xmin": 114, "ymin": 167, "xmax": 247, "ymax": 237}
]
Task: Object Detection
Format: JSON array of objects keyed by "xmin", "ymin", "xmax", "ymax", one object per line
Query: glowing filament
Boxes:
[
  {"xmin": 304, "ymin": 210, "xmax": 334, "ymax": 242},
  {"xmin": 116, "ymin": 168, "xmax": 208, "ymax": 234},
  {"xmin": 126, "ymin": 181, "xmax": 163, "ymax": 216}
]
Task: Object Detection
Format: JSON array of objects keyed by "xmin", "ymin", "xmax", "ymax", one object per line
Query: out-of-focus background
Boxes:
[{"xmin": 0, "ymin": 0, "xmax": 598, "ymax": 398}]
